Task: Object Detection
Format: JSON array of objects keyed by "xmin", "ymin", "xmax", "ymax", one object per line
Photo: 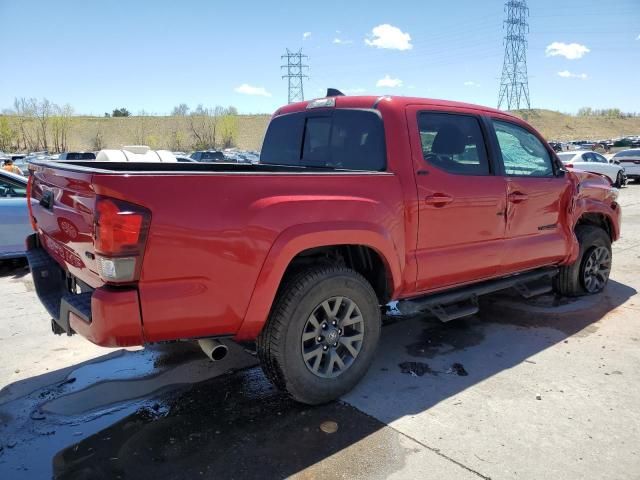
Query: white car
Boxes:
[
  {"xmin": 556, "ymin": 150, "xmax": 626, "ymax": 187},
  {"xmin": 611, "ymin": 149, "xmax": 640, "ymax": 183}
]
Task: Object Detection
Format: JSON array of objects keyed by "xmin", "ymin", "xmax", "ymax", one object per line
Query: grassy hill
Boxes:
[
  {"xmin": 4, "ymin": 109, "xmax": 639, "ymax": 153},
  {"xmin": 62, "ymin": 114, "xmax": 271, "ymax": 152},
  {"xmin": 510, "ymin": 109, "xmax": 640, "ymax": 141}
]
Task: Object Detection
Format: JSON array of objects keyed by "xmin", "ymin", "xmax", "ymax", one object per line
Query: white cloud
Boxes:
[
  {"xmin": 636, "ymin": 34, "xmax": 640, "ymax": 40},
  {"xmin": 303, "ymin": 32, "xmax": 311, "ymax": 40},
  {"xmin": 464, "ymin": 81, "xmax": 480, "ymax": 87},
  {"xmin": 545, "ymin": 42, "xmax": 590, "ymax": 59},
  {"xmin": 365, "ymin": 24, "xmax": 412, "ymax": 51},
  {"xmin": 376, "ymin": 75, "xmax": 403, "ymax": 88},
  {"xmin": 557, "ymin": 70, "xmax": 588, "ymax": 79},
  {"xmin": 333, "ymin": 38, "xmax": 353, "ymax": 45},
  {"xmin": 234, "ymin": 84, "xmax": 272, "ymax": 97}
]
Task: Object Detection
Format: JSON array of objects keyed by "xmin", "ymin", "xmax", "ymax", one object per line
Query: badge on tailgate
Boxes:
[{"xmin": 43, "ymin": 234, "xmax": 85, "ymax": 269}]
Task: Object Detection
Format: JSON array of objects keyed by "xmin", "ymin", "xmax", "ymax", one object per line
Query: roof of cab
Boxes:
[{"xmin": 275, "ymin": 95, "xmax": 513, "ymax": 119}]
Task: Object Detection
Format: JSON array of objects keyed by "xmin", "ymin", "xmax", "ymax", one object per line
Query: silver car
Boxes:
[{"xmin": 0, "ymin": 170, "xmax": 32, "ymax": 259}]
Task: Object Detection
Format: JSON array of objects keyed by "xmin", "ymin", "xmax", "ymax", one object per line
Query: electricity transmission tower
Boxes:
[
  {"xmin": 497, "ymin": 0, "xmax": 531, "ymax": 110},
  {"xmin": 281, "ymin": 49, "xmax": 309, "ymax": 104}
]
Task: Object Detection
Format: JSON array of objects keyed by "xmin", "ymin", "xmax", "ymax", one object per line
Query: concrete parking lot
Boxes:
[{"xmin": 1, "ymin": 186, "xmax": 639, "ymax": 479}]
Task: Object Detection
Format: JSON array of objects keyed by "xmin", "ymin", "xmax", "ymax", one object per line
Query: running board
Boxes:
[{"xmin": 396, "ymin": 267, "xmax": 558, "ymax": 322}]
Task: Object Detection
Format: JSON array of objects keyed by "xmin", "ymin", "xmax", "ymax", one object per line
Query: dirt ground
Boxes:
[{"xmin": 1, "ymin": 184, "xmax": 639, "ymax": 479}]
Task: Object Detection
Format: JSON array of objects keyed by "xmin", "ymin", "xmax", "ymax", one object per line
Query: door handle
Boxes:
[
  {"xmin": 508, "ymin": 192, "xmax": 528, "ymax": 203},
  {"xmin": 425, "ymin": 193, "xmax": 454, "ymax": 207}
]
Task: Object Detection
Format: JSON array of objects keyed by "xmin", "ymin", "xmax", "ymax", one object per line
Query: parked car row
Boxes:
[{"xmin": 556, "ymin": 151, "xmax": 627, "ymax": 187}]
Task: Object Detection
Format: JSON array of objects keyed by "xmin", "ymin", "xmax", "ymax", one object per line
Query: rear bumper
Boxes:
[{"xmin": 26, "ymin": 233, "xmax": 144, "ymax": 347}]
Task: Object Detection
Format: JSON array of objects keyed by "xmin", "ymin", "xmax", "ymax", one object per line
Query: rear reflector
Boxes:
[{"xmin": 96, "ymin": 256, "xmax": 137, "ymax": 282}]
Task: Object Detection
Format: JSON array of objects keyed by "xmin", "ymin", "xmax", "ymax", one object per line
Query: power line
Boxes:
[
  {"xmin": 498, "ymin": 0, "xmax": 531, "ymax": 110},
  {"xmin": 281, "ymin": 49, "xmax": 309, "ymax": 104}
]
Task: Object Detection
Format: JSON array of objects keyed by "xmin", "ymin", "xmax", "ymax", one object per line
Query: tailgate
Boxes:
[{"xmin": 30, "ymin": 166, "xmax": 103, "ymax": 288}]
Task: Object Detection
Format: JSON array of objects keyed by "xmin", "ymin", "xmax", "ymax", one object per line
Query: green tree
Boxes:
[
  {"xmin": 218, "ymin": 107, "xmax": 238, "ymax": 148},
  {"xmin": 0, "ymin": 117, "xmax": 17, "ymax": 151},
  {"xmin": 112, "ymin": 108, "xmax": 130, "ymax": 117}
]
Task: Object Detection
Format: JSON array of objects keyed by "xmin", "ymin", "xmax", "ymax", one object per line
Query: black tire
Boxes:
[
  {"xmin": 257, "ymin": 264, "xmax": 381, "ymax": 405},
  {"xmin": 554, "ymin": 225, "xmax": 612, "ymax": 296},
  {"xmin": 614, "ymin": 171, "xmax": 623, "ymax": 188}
]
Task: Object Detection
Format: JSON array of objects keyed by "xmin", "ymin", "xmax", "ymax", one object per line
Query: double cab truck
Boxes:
[{"xmin": 26, "ymin": 93, "xmax": 621, "ymax": 404}]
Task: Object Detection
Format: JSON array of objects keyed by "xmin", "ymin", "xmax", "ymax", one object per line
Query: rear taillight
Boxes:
[{"xmin": 94, "ymin": 196, "xmax": 151, "ymax": 283}]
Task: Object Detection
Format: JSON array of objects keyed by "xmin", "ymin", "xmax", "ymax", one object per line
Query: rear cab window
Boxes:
[{"xmin": 260, "ymin": 109, "xmax": 386, "ymax": 171}]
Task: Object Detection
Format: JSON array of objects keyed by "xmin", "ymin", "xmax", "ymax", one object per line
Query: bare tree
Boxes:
[
  {"xmin": 50, "ymin": 103, "xmax": 73, "ymax": 152},
  {"xmin": 92, "ymin": 128, "xmax": 105, "ymax": 151},
  {"xmin": 13, "ymin": 97, "xmax": 38, "ymax": 151},
  {"xmin": 34, "ymin": 98, "xmax": 53, "ymax": 151},
  {"xmin": 171, "ymin": 103, "xmax": 190, "ymax": 116},
  {"xmin": 188, "ymin": 105, "xmax": 218, "ymax": 149}
]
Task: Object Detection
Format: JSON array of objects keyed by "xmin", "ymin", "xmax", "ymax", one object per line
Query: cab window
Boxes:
[
  {"xmin": 493, "ymin": 120, "xmax": 554, "ymax": 177},
  {"xmin": 418, "ymin": 112, "xmax": 490, "ymax": 175}
]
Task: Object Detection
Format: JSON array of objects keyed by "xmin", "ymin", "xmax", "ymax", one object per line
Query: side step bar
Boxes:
[{"xmin": 396, "ymin": 267, "xmax": 558, "ymax": 322}]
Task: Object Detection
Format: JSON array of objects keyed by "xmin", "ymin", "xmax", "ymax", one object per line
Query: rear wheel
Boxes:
[
  {"xmin": 554, "ymin": 225, "xmax": 612, "ymax": 296},
  {"xmin": 257, "ymin": 264, "xmax": 381, "ymax": 405}
]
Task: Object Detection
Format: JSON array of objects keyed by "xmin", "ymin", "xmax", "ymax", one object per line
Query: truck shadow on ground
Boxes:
[
  {"xmin": 0, "ymin": 279, "xmax": 636, "ymax": 479},
  {"xmin": 0, "ymin": 259, "xmax": 29, "ymax": 279}
]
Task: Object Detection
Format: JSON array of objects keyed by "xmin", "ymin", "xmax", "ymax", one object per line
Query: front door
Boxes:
[
  {"xmin": 490, "ymin": 118, "xmax": 572, "ymax": 274},
  {"xmin": 407, "ymin": 107, "xmax": 508, "ymax": 293}
]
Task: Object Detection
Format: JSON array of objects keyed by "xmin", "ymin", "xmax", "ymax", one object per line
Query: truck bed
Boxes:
[
  {"xmin": 31, "ymin": 160, "xmax": 363, "ymax": 174},
  {"xmin": 27, "ymin": 158, "xmax": 405, "ymax": 344}
]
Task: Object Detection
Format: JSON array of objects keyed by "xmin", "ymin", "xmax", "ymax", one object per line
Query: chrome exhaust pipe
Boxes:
[{"xmin": 198, "ymin": 338, "xmax": 229, "ymax": 361}]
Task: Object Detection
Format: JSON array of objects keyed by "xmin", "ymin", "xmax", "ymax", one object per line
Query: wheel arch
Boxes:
[
  {"xmin": 234, "ymin": 221, "xmax": 404, "ymax": 341},
  {"xmin": 575, "ymin": 212, "xmax": 615, "ymax": 241}
]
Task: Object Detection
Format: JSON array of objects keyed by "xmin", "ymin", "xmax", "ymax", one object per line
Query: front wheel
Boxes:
[
  {"xmin": 554, "ymin": 225, "xmax": 612, "ymax": 296},
  {"xmin": 614, "ymin": 171, "xmax": 624, "ymax": 188},
  {"xmin": 257, "ymin": 264, "xmax": 381, "ymax": 405}
]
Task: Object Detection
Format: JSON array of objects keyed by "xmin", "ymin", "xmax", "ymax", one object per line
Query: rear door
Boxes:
[
  {"xmin": 489, "ymin": 118, "xmax": 572, "ymax": 274},
  {"xmin": 406, "ymin": 106, "xmax": 508, "ymax": 292}
]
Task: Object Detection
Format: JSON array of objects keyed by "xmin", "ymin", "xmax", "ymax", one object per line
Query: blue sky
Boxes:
[{"xmin": 1, "ymin": 0, "xmax": 638, "ymax": 115}]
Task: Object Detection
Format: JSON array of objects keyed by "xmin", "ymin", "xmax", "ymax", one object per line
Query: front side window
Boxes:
[
  {"xmin": 418, "ymin": 112, "xmax": 490, "ymax": 175},
  {"xmin": 593, "ymin": 153, "xmax": 608, "ymax": 164},
  {"xmin": 493, "ymin": 120, "xmax": 554, "ymax": 177},
  {"xmin": 261, "ymin": 109, "xmax": 386, "ymax": 171}
]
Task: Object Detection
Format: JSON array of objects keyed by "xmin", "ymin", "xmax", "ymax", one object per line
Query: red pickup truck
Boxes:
[{"xmin": 26, "ymin": 94, "xmax": 620, "ymax": 404}]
